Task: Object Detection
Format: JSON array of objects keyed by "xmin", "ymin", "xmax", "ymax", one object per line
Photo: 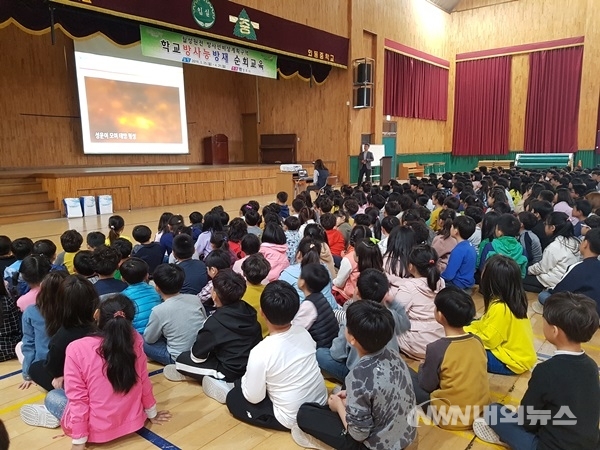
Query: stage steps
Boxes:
[{"xmin": 0, "ymin": 176, "xmax": 61, "ymax": 225}]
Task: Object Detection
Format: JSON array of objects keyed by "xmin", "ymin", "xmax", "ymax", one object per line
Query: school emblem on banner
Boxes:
[
  {"xmin": 192, "ymin": 0, "xmax": 216, "ymax": 29},
  {"xmin": 231, "ymin": 9, "xmax": 258, "ymax": 41}
]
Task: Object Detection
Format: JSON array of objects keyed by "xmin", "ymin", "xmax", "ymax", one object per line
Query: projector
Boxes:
[{"xmin": 279, "ymin": 164, "xmax": 303, "ymax": 172}]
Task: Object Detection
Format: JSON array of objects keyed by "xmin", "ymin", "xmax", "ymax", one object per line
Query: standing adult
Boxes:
[{"xmin": 357, "ymin": 143, "xmax": 374, "ymax": 186}]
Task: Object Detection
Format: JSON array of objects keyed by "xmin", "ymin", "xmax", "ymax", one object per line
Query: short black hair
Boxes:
[
  {"xmin": 496, "ymin": 214, "xmax": 521, "ymax": 237},
  {"xmin": 189, "ymin": 211, "xmax": 203, "ymax": 225},
  {"xmin": 60, "ymin": 230, "xmax": 83, "ymax": 253},
  {"xmin": 203, "ymin": 249, "xmax": 231, "ymax": 270},
  {"xmin": 172, "ymin": 234, "xmax": 195, "ymax": 259},
  {"xmin": 356, "ymin": 268, "xmax": 389, "ymax": 303},
  {"xmin": 346, "ymin": 300, "xmax": 395, "ymax": 354},
  {"xmin": 434, "ymin": 286, "xmax": 476, "ymax": 327},
  {"xmin": 242, "ymin": 253, "xmax": 271, "ymax": 285},
  {"xmin": 73, "ymin": 250, "xmax": 95, "ymax": 276},
  {"xmin": 132, "ymin": 225, "xmax": 152, "ymax": 243},
  {"xmin": 277, "ymin": 191, "xmax": 289, "ymax": 203},
  {"xmin": 11, "ymin": 237, "xmax": 33, "ymax": 260},
  {"xmin": 241, "ymin": 233, "xmax": 261, "ymax": 255},
  {"xmin": 92, "ymin": 245, "xmax": 121, "ymax": 276},
  {"xmin": 86, "ymin": 232, "xmax": 106, "ymax": 249},
  {"xmin": 530, "ymin": 200, "xmax": 553, "ymax": 220},
  {"xmin": 518, "ymin": 211, "xmax": 538, "ymax": 230},
  {"xmin": 320, "ymin": 213, "xmax": 336, "ymax": 230},
  {"xmin": 153, "ymin": 263, "xmax": 185, "ymax": 295},
  {"xmin": 119, "ymin": 257, "xmax": 149, "ymax": 284},
  {"xmin": 260, "ymin": 280, "xmax": 299, "ymax": 326},
  {"xmin": 464, "ymin": 206, "xmax": 484, "ymax": 226},
  {"xmin": 245, "ymin": 209, "xmax": 260, "ymax": 226},
  {"xmin": 543, "ymin": 292, "xmax": 599, "ymax": 343},
  {"xmin": 538, "ymin": 189, "xmax": 555, "ymax": 203},
  {"xmin": 443, "ymin": 196, "xmax": 460, "ymax": 211},
  {"xmin": 299, "ymin": 263, "xmax": 330, "ymax": 293},
  {"xmin": 292, "ymin": 198, "xmax": 306, "ymax": 214},
  {"xmin": 381, "ymin": 215, "xmax": 400, "ymax": 234},
  {"xmin": 0, "ymin": 236, "xmax": 11, "ymax": 256},
  {"xmin": 212, "ymin": 269, "xmax": 246, "ymax": 305},
  {"xmin": 112, "ymin": 237, "xmax": 132, "ymax": 259},
  {"xmin": 19, "ymin": 255, "xmax": 51, "ymax": 285},
  {"xmin": 384, "ymin": 201, "xmax": 402, "ymax": 217},
  {"xmin": 584, "ymin": 228, "xmax": 600, "ymax": 254},
  {"xmin": 32, "ymin": 239, "xmax": 57, "ymax": 260},
  {"xmin": 283, "ymin": 215, "xmax": 300, "ymax": 231},
  {"xmin": 452, "ymin": 215, "xmax": 476, "ymax": 240},
  {"xmin": 574, "ymin": 199, "xmax": 592, "ymax": 217}
]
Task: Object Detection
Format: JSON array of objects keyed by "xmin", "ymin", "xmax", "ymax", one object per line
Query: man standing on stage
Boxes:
[{"xmin": 357, "ymin": 143, "xmax": 374, "ymax": 186}]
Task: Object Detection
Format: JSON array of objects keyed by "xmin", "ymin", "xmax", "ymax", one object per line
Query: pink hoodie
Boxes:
[
  {"xmin": 259, "ymin": 243, "xmax": 290, "ymax": 282},
  {"xmin": 61, "ymin": 333, "xmax": 156, "ymax": 444}
]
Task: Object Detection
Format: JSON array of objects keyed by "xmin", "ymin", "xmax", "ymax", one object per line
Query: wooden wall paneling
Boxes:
[
  {"xmin": 184, "ymin": 181, "xmax": 226, "ymax": 203},
  {"xmin": 579, "ymin": 0, "xmax": 600, "ymax": 149},
  {"xmin": 455, "ymin": 0, "xmax": 519, "ymax": 12},
  {"xmin": 509, "ymin": 55, "xmax": 528, "ymax": 150},
  {"xmin": 231, "ymin": 0, "xmax": 349, "ymax": 37}
]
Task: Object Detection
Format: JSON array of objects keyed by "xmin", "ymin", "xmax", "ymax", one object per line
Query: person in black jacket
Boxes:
[
  {"xmin": 474, "ymin": 292, "xmax": 600, "ymax": 450},
  {"xmin": 164, "ymin": 269, "xmax": 261, "ymax": 383}
]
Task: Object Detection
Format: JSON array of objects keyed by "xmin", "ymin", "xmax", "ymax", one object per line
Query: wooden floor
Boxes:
[{"xmin": 1, "ymin": 194, "xmax": 599, "ymax": 449}]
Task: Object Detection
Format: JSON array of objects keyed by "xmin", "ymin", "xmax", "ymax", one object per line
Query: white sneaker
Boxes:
[
  {"xmin": 20, "ymin": 404, "xmax": 60, "ymax": 428},
  {"xmin": 473, "ymin": 418, "xmax": 507, "ymax": 447},
  {"xmin": 291, "ymin": 425, "xmax": 330, "ymax": 449},
  {"xmin": 202, "ymin": 377, "xmax": 233, "ymax": 404},
  {"xmin": 531, "ymin": 301, "xmax": 544, "ymax": 315},
  {"xmin": 163, "ymin": 364, "xmax": 189, "ymax": 382}
]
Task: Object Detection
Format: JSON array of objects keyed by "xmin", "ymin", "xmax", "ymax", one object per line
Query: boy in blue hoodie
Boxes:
[
  {"xmin": 121, "ymin": 257, "xmax": 161, "ymax": 333},
  {"xmin": 479, "ymin": 214, "xmax": 528, "ymax": 277},
  {"xmin": 276, "ymin": 191, "xmax": 290, "ymax": 219},
  {"xmin": 442, "ymin": 216, "xmax": 477, "ymax": 291}
]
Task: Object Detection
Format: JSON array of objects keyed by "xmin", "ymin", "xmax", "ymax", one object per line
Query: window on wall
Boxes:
[{"xmin": 383, "ymin": 50, "xmax": 448, "ymax": 121}]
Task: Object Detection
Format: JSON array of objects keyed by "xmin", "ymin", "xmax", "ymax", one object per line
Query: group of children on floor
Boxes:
[{"xmin": 0, "ymin": 165, "xmax": 599, "ymax": 449}]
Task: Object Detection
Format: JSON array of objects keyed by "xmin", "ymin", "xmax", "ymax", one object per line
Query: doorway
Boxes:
[{"xmin": 242, "ymin": 113, "xmax": 259, "ymax": 163}]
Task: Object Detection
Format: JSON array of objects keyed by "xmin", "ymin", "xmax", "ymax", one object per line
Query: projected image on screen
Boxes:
[
  {"xmin": 85, "ymin": 78, "xmax": 183, "ymax": 144},
  {"xmin": 74, "ymin": 36, "xmax": 189, "ymax": 155}
]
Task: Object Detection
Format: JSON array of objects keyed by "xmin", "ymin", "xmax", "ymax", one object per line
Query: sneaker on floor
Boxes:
[
  {"xmin": 473, "ymin": 418, "xmax": 507, "ymax": 447},
  {"xmin": 163, "ymin": 364, "xmax": 189, "ymax": 382},
  {"xmin": 20, "ymin": 404, "xmax": 60, "ymax": 428},
  {"xmin": 531, "ymin": 301, "xmax": 544, "ymax": 315},
  {"xmin": 202, "ymin": 376, "xmax": 233, "ymax": 404},
  {"xmin": 291, "ymin": 425, "xmax": 331, "ymax": 449}
]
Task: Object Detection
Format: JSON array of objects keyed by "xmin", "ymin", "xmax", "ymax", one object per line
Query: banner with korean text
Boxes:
[{"xmin": 140, "ymin": 25, "xmax": 277, "ymax": 79}]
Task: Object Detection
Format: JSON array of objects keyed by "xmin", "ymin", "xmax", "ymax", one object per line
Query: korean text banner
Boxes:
[{"xmin": 140, "ymin": 26, "xmax": 277, "ymax": 79}]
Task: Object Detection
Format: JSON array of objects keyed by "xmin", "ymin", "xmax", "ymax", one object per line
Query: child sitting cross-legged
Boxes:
[
  {"xmin": 164, "ymin": 269, "xmax": 262, "ymax": 390},
  {"xmin": 317, "ymin": 268, "xmax": 410, "ymax": 384},
  {"xmin": 121, "ymin": 258, "xmax": 161, "ymax": 334},
  {"xmin": 131, "ymin": 225, "xmax": 166, "ymax": 275},
  {"xmin": 143, "ymin": 264, "xmax": 208, "ymax": 366},
  {"xmin": 409, "ymin": 286, "xmax": 490, "ymax": 430},
  {"xmin": 91, "ymin": 246, "xmax": 128, "ymax": 298},
  {"xmin": 218, "ymin": 280, "xmax": 327, "ymax": 429},
  {"xmin": 294, "ymin": 300, "xmax": 417, "ymax": 450},
  {"xmin": 479, "ymin": 213, "xmax": 528, "ymax": 278},
  {"xmin": 292, "ymin": 263, "xmax": 339, "ymax": 350},
  {"xmin": 474, "ymin": 292, "xmax": 600, "ymax": 449},
  {"xmin": 441, "ymin": 216, "xmax": 477, "ymax": 292},
  {"xmin": 241, "ymin": 253, "xmax": 271, "ymax": 337}
]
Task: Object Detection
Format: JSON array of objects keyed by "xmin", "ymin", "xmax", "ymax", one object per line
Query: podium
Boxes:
[
  {"xmin": 380, "ymin": 156, "xmax": 392, "ymax": 183},
  {"xmin": 203, "ymin": 134, "xmax": 229, "ymax": 165}
]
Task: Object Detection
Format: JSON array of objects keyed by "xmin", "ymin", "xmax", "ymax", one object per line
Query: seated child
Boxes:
[
  {"xmin": 294, "ymin": 301, "xmax": 417, "ymax": 450},
  {"xmin": 164, "ymin": 269, "xmax": 262, "ymax": 384},
  {"xmin": 465, "ymin": 206, "xmax": 483, "ymax": 250},
  {"xmin": 572, "ymin": 199, "xmax": 592, "ymax": 237},
  {"xmin": 91, "ymin": 246, "xmax": 128, "ymax": 297},
  {"xmin": 517, "ymin": 211, "xmax": 542, "ymax": 267},
  {"xmin": 535, "ymin": 227, "xmax": 600, "ymax": 313},
  {"xmin": 474, "ymin": 292, "xmax": 600, "ymax": 450},
  {"xmin": 410, "ymin": 286, "xmax": 490, "ymax": 430},
  {"xmin": 58, "ymin": 230, "xmax": 83, "ymax": 275},
  {"xmin": 131, "ymin": 225, "xmax": 166, "ymax": 274},
  {"xmin": 172, "ymin": 234, "xmax": 208, "ymax": 295},
  {"xmin": 73, "ymin": 251, "xmax": 98, "ymax": 283},
  {"xmin": 111, "ymin": 237, "xmax": 132, "ymax": 281},
  {"xmin": 4, "ymin": 237, "xmax": 33, "ymax": 299},
  {"xmin": 245, "ymin": 209, "xmax": 263, "ymax": 239},
  {"xmin": 198, "ymin": 250, "xmax": 231, "ymax": 312},
  {"xmin": 0, "ymin": 277, "xmax": 20, "ymax": 362},
  {"xmin": 241, "ymin": 253, "xmax": 271, "ymax": 337},
  {"xmin": 32, "ymin": 239, "xmax": 65, "ymax": 272},
  {"xmin": 320, "ymin": 213, "xmax": 345, "ymax": 258},
  {"xmin": 466, "ymin": 255, "xmax": 536, "ymax": 375},
  {"xmin": 16, "ymin": 255, "xmax": 51, "ymax": 312},
  {"xmin": 0, "ymin": 235, "xmax": 16, "ymax": 275},
  {"xmin": 276, "ymin": 191, "xmax": 290, "ymax": 219},
  {"xmin": 441, "ymin": 216, "xmax": 477, "ymax": 290},
  {"xmin": 283, "ymin": 216, "xmax": 301, "ymax": 264},
  {"xmin": 85, "ymin": 231, "xmax": 106, "ymax": 251},
  {"xmin": 121, "ymin": 258, "xmax": 161, "ymax": 334},
  {"xmin": 318, "ymin": 269, "xmax": 410, "ymax": 383},
  {"xmin": 221, "ymin": 281, "xmax": 327, "ymax": 429},
  {"xmin": 378, "ymin": 215, "xmax": 400, "ymax": 255},
  {"xmin": 479, "ymin": 214, "xmax": 528, "ymax": 277},
  {"xmin": 232, "ymin": 233, "xmax": 261, "ymax": 277},
  {"xmin": 143, "ymin": 264, "xmax": 207, "ymax": 366},
  {"xmin": 292, "ymin": 263, "xmax": 339, "ymax": 349},
  {"xmin": 189, "ymin": 211, "xmax": 203, "ymax": 239}
]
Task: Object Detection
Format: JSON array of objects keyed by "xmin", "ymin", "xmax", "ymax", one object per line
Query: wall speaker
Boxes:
[
  {"xmin": 356, "ymin": 63, "xmax": 372, "ymax": 84},
  {"xmin": 355, "ymin": 86, "xmax": 372, "ymax": 108}
]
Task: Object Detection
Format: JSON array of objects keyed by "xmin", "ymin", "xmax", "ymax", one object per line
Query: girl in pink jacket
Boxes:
[
  {"xmin": 259, "ymin": 222, "xmax": 290, "ymax": 282},
  {"xmin": 395, "ymin": 244, "xmax": 445, "ymax": 359},
  {"xmin": 25, "ymin": 295, "xmax": 170, "ymax": 448}
]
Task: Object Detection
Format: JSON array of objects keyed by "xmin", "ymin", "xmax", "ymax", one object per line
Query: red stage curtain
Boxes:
[
  {"xmin": 383, "ymin": 50, "xmax": 448, "ymax": 121},
  {"xmin": 452, "ymin": 56, "xmax": 511, "ymax": 156},
  {"xmin": 524, "ymin": 46, "xmax": 584, "ymax": 154}
]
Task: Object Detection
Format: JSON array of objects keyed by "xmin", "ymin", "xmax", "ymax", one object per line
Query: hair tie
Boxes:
[
  {"xmin": 309, "ymin": 243, "xmax": 315, "ymax": 249},
  {"xmin": 113, "ymin": 310, "xmax": 126, "ymax": 319},
  {"xmin": 368, "ymin": 237, "xmax": 380, "ymax": 245},
  {"xmin": 429, "ymin": 259, "xmax": 435, "ymax": 265},
  {"xmin": 109, "ymin": 225, "xmax": 115, "ymax": 229},
  {"xmin": 223, "ymin": 236, "xmax": 228, "ymax": 242}
]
